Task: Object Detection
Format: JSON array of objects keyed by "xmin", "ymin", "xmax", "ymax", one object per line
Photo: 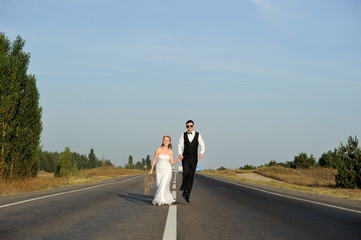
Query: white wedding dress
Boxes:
[{"xmin": 152, "ymin": 154, "xmax": 175, "ymax": 205}]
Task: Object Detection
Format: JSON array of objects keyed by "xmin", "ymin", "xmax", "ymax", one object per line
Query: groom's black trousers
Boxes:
[{"xmin": 181, "ymin": 157, "xmax": 197, "ymax": 196}]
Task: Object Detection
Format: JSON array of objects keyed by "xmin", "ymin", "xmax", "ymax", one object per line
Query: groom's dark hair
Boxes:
[{"xmin": 186, "ymin": 120, "xmax": 194, "ymax": 125}]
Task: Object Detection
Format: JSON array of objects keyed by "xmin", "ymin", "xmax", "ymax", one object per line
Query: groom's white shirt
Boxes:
[{"xmin": 178, "ymin": 130, "xmax": 205, "ymax": 155}]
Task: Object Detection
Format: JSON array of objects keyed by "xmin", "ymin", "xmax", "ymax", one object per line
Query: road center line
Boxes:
[
  {"xmin": 163, "ymin": 205, "xmax": 177, "ymax": 240},
  {"xmin": 205, "ymin": 174, "xmax": 361, "ymax": 214},
  {"xmin": 162, "ymin": 172, "xmax": 177, "ymax": 240},
  {"xmin": 0, "ymin": 175, "xmax": 143, "ymax": 209}
]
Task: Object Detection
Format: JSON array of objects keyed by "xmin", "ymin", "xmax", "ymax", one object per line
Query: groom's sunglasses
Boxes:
[{"xmin": 186, "ymin": 125, "xmax": 193, "ymax": 128}]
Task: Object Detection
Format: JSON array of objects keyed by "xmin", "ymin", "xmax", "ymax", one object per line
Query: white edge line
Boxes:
[
  {"xmin": 204, "ymin": 174, "xmax": 361, "ymax": 214},
  {"xmin": 0, "ymin": 175, "xmax": 142, "ymax": 209}
]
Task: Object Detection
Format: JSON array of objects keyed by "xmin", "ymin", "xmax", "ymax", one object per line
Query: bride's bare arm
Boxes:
[
  {"xmin": 170, "ymin": 151, "xmax": 181, "ymax": 165},
  {"xmin": 149, "ymin": 149, "xmax": 159, "ymax": 174}
]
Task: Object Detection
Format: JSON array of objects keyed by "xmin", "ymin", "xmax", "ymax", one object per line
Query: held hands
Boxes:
[{"xmin": 177, "ymin": 154, "xmax": 203, "ymax": 161}]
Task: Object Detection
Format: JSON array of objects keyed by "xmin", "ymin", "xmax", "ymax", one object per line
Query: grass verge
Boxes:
[
  {"xmin": 0, "ymin": 166, "xmax": 145, "ymax": 196},
  {"xmin": 200, "ymin": 166, "xmax": 361, "ymax": 201}
]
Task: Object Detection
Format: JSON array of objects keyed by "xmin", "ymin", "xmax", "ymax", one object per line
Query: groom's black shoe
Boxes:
[{"xmin": 182, "ymin": 191, "xmax": 190, "ymax": 203}]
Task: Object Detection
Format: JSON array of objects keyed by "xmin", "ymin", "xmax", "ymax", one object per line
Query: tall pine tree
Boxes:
[
  {"xmin": 145, "ymin": 155, "xmax": 151, "ymax": 170},
  {"xmin": 0, "ymin": 33, "xmax": 42, "ymax": 179},
  {"xmin": 88, "ymin": 148, "xmax": 97, "ymax": 169}
]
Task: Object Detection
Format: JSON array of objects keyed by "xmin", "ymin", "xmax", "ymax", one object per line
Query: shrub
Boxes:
[
  {"xmin": 335, "ymin": 136, "xmax": 361, "ymax": 188},
  {"xmin": 293, "ymin": 153, "xmax": 316, "ymax": 169},
  {"xmin": 318, "ymin": 149, "xmax": 340, "ymax": 169},
  {"xmin": 239, "ymin": 164, "xmax": 256, "ymax": 170},
  {"xmin": 54, "ymin": 147, "xmax": 72, "ymax": 179}
]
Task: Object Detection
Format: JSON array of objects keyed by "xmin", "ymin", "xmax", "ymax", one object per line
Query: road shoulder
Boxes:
[
  {"xmin": 199, "ymin": 173, "xmax": 361, "ymax": 212},
  {"xmin": 0, "ymin": 174, "xmax": 145, "ymax": 206}
]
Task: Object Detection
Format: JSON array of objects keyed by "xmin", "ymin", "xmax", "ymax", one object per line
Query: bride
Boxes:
[{"xmin": 149, "ymin": 135, "xmax": 181, "ymax": 205}]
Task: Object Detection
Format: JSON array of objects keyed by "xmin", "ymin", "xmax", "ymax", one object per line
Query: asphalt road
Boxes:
[
  {"xmin": 1, "ymin": 173, "xmax": 361, "ymax": 240},
  {"xmin": 179, "ymin": 174, "xmax": 361, "ymax": 240}
]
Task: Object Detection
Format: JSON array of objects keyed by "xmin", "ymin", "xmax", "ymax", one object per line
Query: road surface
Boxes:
[{"xmin": 1, "ymin": 173, "xmax": 360, "ymax": 240}]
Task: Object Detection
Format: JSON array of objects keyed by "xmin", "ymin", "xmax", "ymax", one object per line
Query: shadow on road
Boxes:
[
  {"xmin": 118, "ymin": 193, "xmax": 187, "ymax": 206},
  {"xmin": 117, "ymin": 193, "xmax": 153, "ymax": 204}
]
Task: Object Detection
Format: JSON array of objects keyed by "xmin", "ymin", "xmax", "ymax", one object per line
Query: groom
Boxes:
[{"xmin": 178, "ymin": 120, "xmax": 205, "ymax": 203}]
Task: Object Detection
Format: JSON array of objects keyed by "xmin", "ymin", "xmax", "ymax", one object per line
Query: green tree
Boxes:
[
  {"xmin": 335, "ymin": 136, "xmax": 361, "ymax": 188},
  {"xmin": 72, "ymin": 163, "xmax": 80, "ymax": 177},
  {"xmin": 281, "ymin": 161, "xmax": 294, "ymax": 168},
  {"xmin": 126, "ymin": 155, "xmax": 134, "ymax": 169},
  {"xmin": 71, "ymin": 152, "xmax": 89, "ymax": 170},
  {"xmin": 103, "ymin": 159, "xmax": 113, "ymax": 167},
  {"xmin": 293, "ymin": 153, "xmax": 316, "ymax": 169},
  {"xmin": 266, "ymin": 160, "xmax": 278, "ymax": 167},
  {"xmin": 239, "ymin": 164, "xmax": 256, "ymax": 170},
  {"xmin": 39, "ymin": 150, "xmax": 59, "ymax": 172},
  {"xmin": 0, "ymin": 33, "xmax": 42, "ymax": 180},
  {"xmin": 135, "ymin": 161, "xmax": 141, "ymax": 169},
  {"xmin": 145, "ymin": 155, "xmax": 151, "ymax": 170},
  {"xmin": 141, "ymin": 158, "xmax": 146, "ymax": 170},
  {"xmin": 88, "ymin": 148, "xmax": 97, "ymax": 169},
  {"xmin": 55, "ymin": 147, "xmax": 72, "ymax": 178},
  {"xmin": 318, "ymin": 149, "xmax": 340, "ymax": 169}
]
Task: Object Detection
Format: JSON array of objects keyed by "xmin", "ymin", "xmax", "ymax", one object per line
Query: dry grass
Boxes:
[
  {"xmin": 201, "ymin": 166, "xmax": 361, "ymax": 201},
  {"xmin": 0, "ymin": 167, "xmax": 145, "ymax": 196},
  {"xmin": 254, "ymin": 166, "xmax": 337, "ymax": 187},
  {"xmin": 200, "ymin": 169, "xmax": 254, "ymax": 180}
]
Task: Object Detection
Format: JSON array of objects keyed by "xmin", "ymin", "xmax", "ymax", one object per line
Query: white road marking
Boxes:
[
  {"xmin": 205, "ymin": 175, "xmax": 361, "ymax": 214},
  {"xmin": 0, "ymin": 175, "xmax": 143, "ymax": 209},
  {"xmin": 163, "ymin": 173, "xmax": 177, "ymax": 240},
  {"xmin": 162, "ymin": 205, "xmax": 177, "ymax": 240}
]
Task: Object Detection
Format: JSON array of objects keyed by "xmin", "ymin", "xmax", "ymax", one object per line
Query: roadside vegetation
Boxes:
[
  {"xmin": 0, "ymin": 167, "xmax": 145, "ymax": 196},
  {"xmin": 203, "ymin": 167, "xmax": 337, "ymax": 187},
  {"xmin": 201, "ymin": 167, "xmax": 361, "ymax": 201},
  {"xmin": 202, "ymin": 135, "xmax": 361, "ymax": 201},
  {"xmin": 254, "ymin": 166, "xmax": 337, "ymax": 187}
]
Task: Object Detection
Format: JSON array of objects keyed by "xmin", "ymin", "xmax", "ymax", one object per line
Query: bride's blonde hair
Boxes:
[{"xmin": 161, "ymin": 135, "xmax": 172, "ymax": 149}]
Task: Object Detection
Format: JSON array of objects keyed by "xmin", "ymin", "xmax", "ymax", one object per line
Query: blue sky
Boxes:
[{"xmin": 1, "ymin": 0, "xmax": 360, "ymax": 170}]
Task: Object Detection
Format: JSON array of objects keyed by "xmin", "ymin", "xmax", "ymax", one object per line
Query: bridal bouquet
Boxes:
[{"xmin": 143, "ymin": 175, "xmax": 155, "ymax": 196}]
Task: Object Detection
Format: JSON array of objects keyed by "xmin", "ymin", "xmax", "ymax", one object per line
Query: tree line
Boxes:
[
  {"xmin": 237, "ymin": 136, "xmax": 361, "ymax": 189},
  {"xmin": 40, "ymin": 147, "xmax": 113, "ymax": 176},
  {"xmin": 124, "ymin": 155, "xmax": 151, "ymax": 170}
]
